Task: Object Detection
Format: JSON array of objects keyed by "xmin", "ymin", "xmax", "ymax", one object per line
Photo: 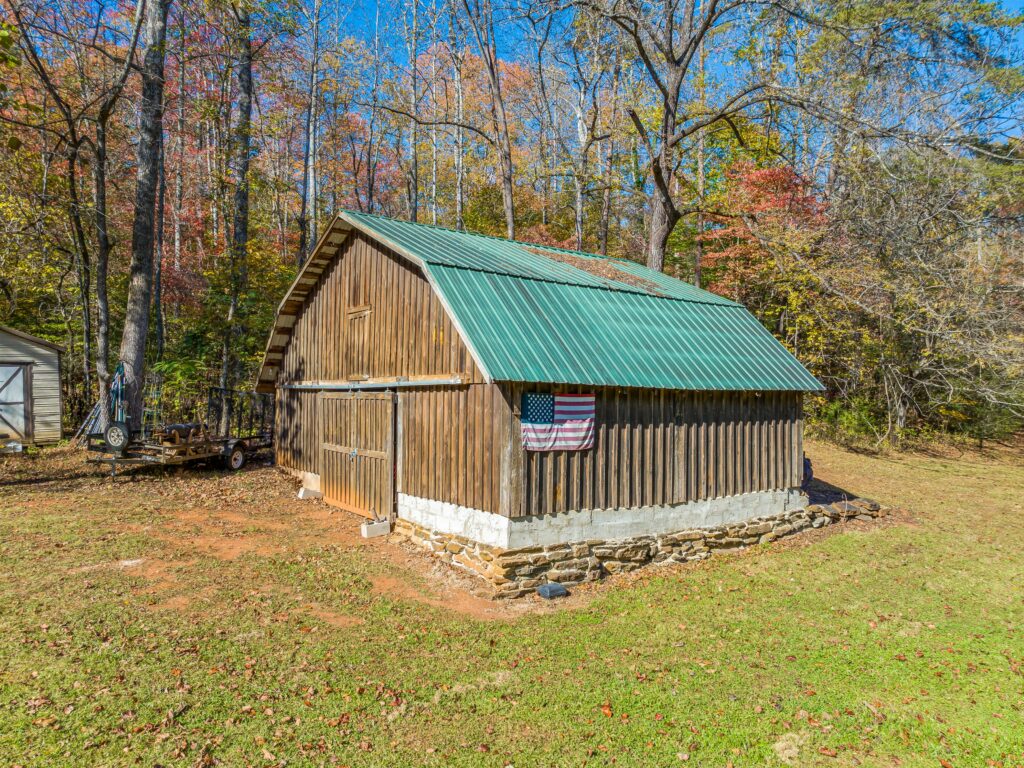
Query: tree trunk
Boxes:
[
  {"xmin": 221, "ymin": 6, "xmax": 253, "ymax": 403},
  {"xmin": 429, "ymin": 34, "xmax": 438, "ymax": 225},
  {"xmin": 406, "ymin": 0, "xmax": 419, "ymax": 222},
  {"xmin": 599, "ymin": 138, "xmax": 612, "ymax": 255},
  {"xmin": 694, "ymin": 40, "xmax": 705, "ymax": 288},
  {"xmin": 154, "ymin": 130, "xmax": 166, "ymax": 361},
  {"xmin": 67, "ymin": 146, "xmax": 93, "ymax": 409},
  {"xmin": 573, "ymin": 172, "xmax": 584, "ymax": 251},
  {"xmin": 173, "ymin": 12, "xmax": 185, "ymax": 271},
  {"xmin": 646, "ymin": 190, "xmax": 679, "ymax": 273},
  {"xmin": 118, "ymin": 0, "xmax": 171, "ymax": 430},
  {"xmin": 451, "ymin": 32, "xmax": 465, "ymax": 230},
  {"xmin": 460, "ymin": 0, "xmax": 514, "ymax": 238},
  {"xmin": 298, "ymin": 0, "xmax": 320, "ymax": 264},
  {"xmin": 93, "ymin": 122, "xmax": 113, "ymax": 429}
]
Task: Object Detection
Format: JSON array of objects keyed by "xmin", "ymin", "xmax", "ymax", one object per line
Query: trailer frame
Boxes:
[{"xmin": 86, "ymin": 387, "xmax": 274, "ymax": 476}]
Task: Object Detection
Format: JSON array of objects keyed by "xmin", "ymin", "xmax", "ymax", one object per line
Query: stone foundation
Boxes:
[{"xmin": 393, "ymin": 498, "xmax": 887, "ymax": 598}]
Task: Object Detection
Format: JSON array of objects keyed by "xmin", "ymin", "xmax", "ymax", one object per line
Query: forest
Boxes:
[{"xmin": 0, "ymin": 0, "xmax": 1022, "ymax": 447}]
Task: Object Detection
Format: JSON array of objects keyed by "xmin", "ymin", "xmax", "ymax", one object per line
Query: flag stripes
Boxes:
[{"xmin": 521, "ymin": 393, "xmax": 595, "ymax": 451}]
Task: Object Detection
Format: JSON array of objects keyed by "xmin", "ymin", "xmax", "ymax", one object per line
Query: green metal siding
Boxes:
[{"xmin": 339, "ymin": 211, "xmax": 824, "ymax": 392}]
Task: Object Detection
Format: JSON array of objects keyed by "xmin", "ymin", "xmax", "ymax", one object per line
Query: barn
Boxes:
[
  {"xmin": 0, "ymin": 324, "xmax": 64, "ymax": 446},
  {"xmin": 257, "ymin": 211, "xmax": 825, "ymax": 594}
]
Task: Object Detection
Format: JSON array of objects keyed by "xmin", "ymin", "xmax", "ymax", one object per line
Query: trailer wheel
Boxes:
[
  {"xmin": 226, "ymin": 444, "xmax": 246, "ymax": 471},
  {"xmin": 104, "ymin": 422, "xmax": 130, "ymax": 455}
]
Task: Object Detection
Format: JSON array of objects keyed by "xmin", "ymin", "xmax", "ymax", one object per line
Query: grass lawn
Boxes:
[{"xmin": 1, "ymin": 440, "xmax": 1022, "ymax": 767}]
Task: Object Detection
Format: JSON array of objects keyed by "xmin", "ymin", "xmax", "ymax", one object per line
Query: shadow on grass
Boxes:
[{"xmin": 806, "ymin": 477, "xmax": 860, "ymax": 506}]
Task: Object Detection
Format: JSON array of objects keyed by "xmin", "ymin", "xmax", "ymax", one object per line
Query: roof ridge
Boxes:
[
  {"xmin": 341, "ymin": 208, "xmax": 616, "ymax": 260},
  {"xmin": 424, "ymin": 260, "xmax": 741, "ymax": 307},
  {"xmin": 340, "ymin": 209, "xmax": 738, "ymax": 307}
]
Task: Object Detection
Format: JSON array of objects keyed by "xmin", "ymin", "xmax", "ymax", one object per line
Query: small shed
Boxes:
[
  {"xmin": 257, "ymin": 212, "xmax": 824, "ymax": 593},
  {"xmin": 0, "ymin": 324, "xmax": 64, "ymax": 445}
]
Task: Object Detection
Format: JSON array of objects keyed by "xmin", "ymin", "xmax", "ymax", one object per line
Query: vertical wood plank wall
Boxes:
[
  {"xmin": 397, "ymin": 384, "xmax": 511, "ymax": 517},
  {"xmin": 276, "ymin": 388, "xmax": 320, "ymax": 475},
  {"xmin": 275, "ymin": 231, "xmax": 481, "ymax": 476},
  {"xmin": 278, "ymin": 231, "xmax": 481, "ymax": 385},
  {"xmin": 503, "ymin": 384, "xmax": 804, "ymax": 519}
]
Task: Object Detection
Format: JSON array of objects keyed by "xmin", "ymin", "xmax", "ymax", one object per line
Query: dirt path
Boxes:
[{"xmin": 0, "ymin": 448, "xmax": 569, "ymax": 621}]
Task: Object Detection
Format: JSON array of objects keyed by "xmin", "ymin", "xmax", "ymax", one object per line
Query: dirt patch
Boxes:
[{"xmin": 370, "ymin": 573, "xmax": 507, "ymax": 620}]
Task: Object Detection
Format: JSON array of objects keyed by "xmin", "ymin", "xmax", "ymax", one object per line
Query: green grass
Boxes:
[{"xmin": 1, "ymin": 441, "xmax": 1022, "ymax": 766}]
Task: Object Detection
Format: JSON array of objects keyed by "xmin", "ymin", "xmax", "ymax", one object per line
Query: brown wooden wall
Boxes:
[
  {"xmin": 503, "ymin": 384, "xmax": 803, "ymax": 519},
  {"xmin": 278, "ymin": 231, "xmax": 482, "ymax": 384},
  {"xmin": 275, "ymin": 230, "xmax": 482, "ymax": 476},
  {"xmin": 397, "ymin": 384, "xmax": 511, "ymax": 516},
  {"xmin": 276, "ymin": 388, "xmax": 320, "ymax": 475}
]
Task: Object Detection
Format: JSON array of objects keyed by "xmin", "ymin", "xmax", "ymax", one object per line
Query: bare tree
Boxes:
[
  {"xmin": 297, "ymin": 0, "xmax": 321, "ymax": 264},
  {"xmin": 219, "ymin": 2, "xmax": 254, "ymax": 401},
  {"xmin": 572, "ymin": 0, "xmax": 1021, "ymax": 271}
]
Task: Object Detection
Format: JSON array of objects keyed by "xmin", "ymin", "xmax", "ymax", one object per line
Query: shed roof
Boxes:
[
  {"xmin": 0, "ymin": 324, "xmax": 64, "ymax": 354},
  {"xmin": 257, "ymin": 212, "xmax": 823, "ymax": 392}
]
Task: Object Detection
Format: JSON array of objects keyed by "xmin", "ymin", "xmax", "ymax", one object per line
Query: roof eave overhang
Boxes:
[
  {"xmin": 255, "ymin": 216, "xmax": 354, "ymax": 392},
  {"xmin": 0, "ymin": 324, "xmax": 65, "ymax": 354}
]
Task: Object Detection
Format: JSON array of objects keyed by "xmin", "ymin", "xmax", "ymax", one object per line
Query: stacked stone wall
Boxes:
[{"xmin": 393, "ymin": 499, "xmax": 886, "ymax": 598}]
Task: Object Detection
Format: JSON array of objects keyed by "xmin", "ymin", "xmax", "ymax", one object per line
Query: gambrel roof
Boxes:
[{"xmin": 256, "ymin": 211, "xmax": 823, "ymax": 393}]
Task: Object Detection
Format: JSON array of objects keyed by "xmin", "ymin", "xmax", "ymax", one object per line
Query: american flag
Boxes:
[{"xmin": 521, "ymin": 393, "xmax": 595, "ymax": 451}]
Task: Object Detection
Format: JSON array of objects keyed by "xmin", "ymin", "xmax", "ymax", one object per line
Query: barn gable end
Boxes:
[{"xmin": 270, "ymin": 226, "xmax": 505, "ymax": 512}]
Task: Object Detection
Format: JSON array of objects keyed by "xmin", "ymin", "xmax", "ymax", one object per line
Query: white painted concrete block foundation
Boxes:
[{"xmin": 397, "ymin": 489, "xmax": 808, "ymax": 550}]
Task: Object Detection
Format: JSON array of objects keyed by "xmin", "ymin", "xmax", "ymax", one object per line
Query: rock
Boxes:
[
  {"xmin": 759, "ymin": 532, "xmax": 778, "ymax": 544},
  {"xmin": 855, "ymin": 514, "xmax": 874, "ymax": 522},
  {"xmin": 602, "ymin": 561, "xmax": 640, "ymax": 574},
  {"xmin": 852, "ymin": 497, "xmax": 881, "ymax": 512},
  {"xmin": 709, "ymin": 537, "xmax": 744, "ymax": 548},
  {"xmin": 744, "ymin": 522, "xmax": 773, "ymax": 536},
  {"xmin": 830, "ymin": 501, "xmax": 861, "ymax": 517},
  {"xmin": 546, "ymin": 568, "xmax": 585, "ymax": 584},
  {"xmin": 515, "ymin": 564, "xmax": 547, "ymax": 577},
  {"xmin": 570, "ymin": 543, "xmax": 591, "ymax": 558},
  {"xmin": 496, "ymin": 554, "xmax": 533, "ymax": 568},
  {"xmin": 773, "ymin": 524, "xmax": 794, "ymax": 537}
]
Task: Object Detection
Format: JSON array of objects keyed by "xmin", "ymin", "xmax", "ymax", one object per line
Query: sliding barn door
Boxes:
[
  {"xmin": 319, "ymin": 392, "xmax": 394, "ymax": 520},
  {"xmin": 0, "ymin": 364, "xmax": 30, "ymax": 442}
]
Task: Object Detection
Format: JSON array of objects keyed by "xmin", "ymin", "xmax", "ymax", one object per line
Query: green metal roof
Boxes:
[{"xmin": 340, "ymin": 211, "xmax": 824, "ymax": 392}]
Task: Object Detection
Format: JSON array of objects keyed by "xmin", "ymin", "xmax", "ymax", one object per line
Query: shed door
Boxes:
[
  {"xmin": 319, "ymin": 392, "xmax": 394, "ymax": 520},
  {"xmin": 0, "ymin": 364, "xmax": 30, "ymax": 442}
]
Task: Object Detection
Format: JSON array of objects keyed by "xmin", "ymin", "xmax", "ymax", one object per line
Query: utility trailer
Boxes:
[{"xmin": 87, "ymin": 387, "xmax": 273, "ymax": 476}]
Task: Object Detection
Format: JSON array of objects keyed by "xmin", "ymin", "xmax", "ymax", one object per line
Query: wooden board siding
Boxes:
[
  {"xmin": 503, "ymin": 385, "xmax": 803, "ymax": 519},
  {"xmin": 275, "ymin": 388, "xmax": 320, "ymax": 475},
  {"xmin": 397, "ymin": 384, "xmax": 510, "ymax": 516},
  {"xmin": 277, "ymin": 231, "xmax": 482, "ymax": 385}
]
